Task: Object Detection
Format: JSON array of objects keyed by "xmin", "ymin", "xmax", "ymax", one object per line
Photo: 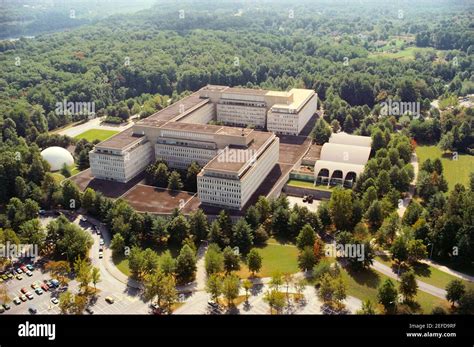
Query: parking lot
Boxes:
[{"xmin": 0, "ymin": 258, "xmax": 65, "ymax": 315}]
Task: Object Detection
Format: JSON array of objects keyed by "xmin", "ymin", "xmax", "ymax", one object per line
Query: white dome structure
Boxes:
[{"xmin": 41, "ymin": 146, "xmax": 74, "ymax": 171}]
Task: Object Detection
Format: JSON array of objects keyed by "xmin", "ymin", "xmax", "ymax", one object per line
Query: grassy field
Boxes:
[
  {"xmin": 287, "ymin": 179, "xmax": 342, "ymax": 192},
  {"xmin": 415, "ymin": 145, "xmax": 474, "ymax": 191},
  {"xmin": 237, "ymin": 239, "xmax": 299, "ymax": 278},
  {"xmin": 369, "ymin": 46, "xmax": 437, "ymax": 60},
  {"xmin": 113, "ymin": 255, "xmax": 131, "ymax": 277},
  {"xmin": 340, "ymin": 265, "xmax": 450, "ymax": 313},
  {"xmin": 375, "ymin": 255, "xmax": 474, "ymax": 291},
  {"xmin": 74, "ymin": 129, "xmax": 119, "ymax": 142}
]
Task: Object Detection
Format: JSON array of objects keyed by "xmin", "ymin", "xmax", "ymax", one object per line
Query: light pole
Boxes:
[{"xmin": 428, "ymin": 243, "xmax": 434, "ymax": 259}]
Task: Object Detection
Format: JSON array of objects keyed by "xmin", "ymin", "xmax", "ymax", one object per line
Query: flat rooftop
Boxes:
[
  {"xmin": 202, "ymin": 131, "xmax": 275, "ymax": 174},
  {"xmin": 137, "ymin": 92, "xmax": 207, "ymax": 126},
  {"xmin": 121, "ymin": 184, "xmax": 196, "ymax": 214},
  {"xmin": 271, "ymin": 88, "xmax": 314, "ymax": 111},
  {"xmin": 95, "ymin": 128, "xmax": 144, "ymax": 150}
]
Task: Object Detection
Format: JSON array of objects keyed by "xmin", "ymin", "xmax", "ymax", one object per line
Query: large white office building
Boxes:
[{"xmin": 89, "ymin": 85, "xmax": 317, "ymax": 209}]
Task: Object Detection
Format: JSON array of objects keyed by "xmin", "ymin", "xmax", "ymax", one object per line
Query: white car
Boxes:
[
  {"xmin": 98, "ymin": 251, "xmax": 103, "ymax": 259},
  {"xmin": 51, "ymin": 298, "xmax": 59, "ymax": 305},
  {"xmin": 13, "ymin": 297, "xmax": 21, "ymax": 305},
  {"xmin": 99, "ymin": 239, "xmax": 104, "ymax": 246}
]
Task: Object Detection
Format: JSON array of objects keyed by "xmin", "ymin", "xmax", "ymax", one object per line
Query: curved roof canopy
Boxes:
[
  {"xmin": 320, "ymin": 143, "xmax": 371, "ymax": 165},
  {"xmin": 41, "ymin": 146, "xmax": 74, "ymax": 171},
  {"xmin": 329, "ymin": 132, "xmax": 372, "ymax": 148}
]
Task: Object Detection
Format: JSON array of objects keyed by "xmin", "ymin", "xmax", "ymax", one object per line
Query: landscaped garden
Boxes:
[{"xmin": 74, "ymin": 129, "xmax": 119, "ymax": 142}]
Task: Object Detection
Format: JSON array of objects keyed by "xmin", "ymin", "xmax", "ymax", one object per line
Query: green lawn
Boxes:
[
  {"xmin": 369, "ymin": 46, "xmax": 437, "ymax": 60},
  {"xmin": 375, "ymin": 255, "xmax": 474, "ymax": 291},
  {"xmin": 74, "ymin": 129, "xmax": 119, "ymax": 142},
  {"xmin": 416, "ymin": 145, "xmax": 474, "ymax": 191},
  {"xmin": 237, "ymin": 240, "xmax": 299, "ymax": 278},
  {"xmin": 113, "ymin": 255, "xmax": 131, "ymax": 277},
  {"xmin": 340, "ymin": 265, "xmax": 450, "ymax": 314},
  {"xmin": 287, "ymin": 179, "xmax": 343, "ymax": 192}
]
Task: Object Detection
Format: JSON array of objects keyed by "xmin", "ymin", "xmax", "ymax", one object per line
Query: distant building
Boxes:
[
  {"xmin": 89, "ymin": 85, "xmax": 317, "ymax": 209},
  {"xmin": 314, "ymin": 132, "xmax": 372, "ymax": 187}
]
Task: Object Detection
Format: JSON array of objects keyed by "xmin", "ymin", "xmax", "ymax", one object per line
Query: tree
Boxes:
[
  {"xmin": 175, "ymin": 244, "xmax": 197, "ymax": 284},
  {"xmin": 168, "ymin": 214, "xmax": 191, "ymax": 246},
  {"xmin": 439, "ymin": 132, "xmax": 454, "ymax": 152},
  {"xmin": 271, "ymin": 206, "xmax": 290, "ymax": 237},
  {"xmin": 298, "ymin": 246, "xmax": 317, "ymax": 272},
  {"xmin": 59, "ymin": 291, "xmax": 73, "ymax": 314},
  {"xmin": 154, "ymin": 163, "xmax": 169, "ymax": 188},
  {"xmin": 232, "ymin": 218, "xmax": 254, "ymax": 254},
  {"xmin": 208, "ymin": 220, "xmax": 225, "ymax": 248},
  {"xmin": 222, "ymin": 274, "xmax": 241, "ymax": 307},
  {"xmin": 110, "ymin": 232, "xmax": 125, "ymax": 257},
  {"xmin": 168, "ymin": 170, "xmax": 183, "ymax": 190},
  {"xmin": 185, "ymin": 162, "xmax": 201, "ymax": 192},
  {"xmin": 458, "ymin": 289, "xmax": 474, "ymax": 314},
  {"xmin": 159, "ymin": 251, "xmax": 176, "ymax": 275},
  {"xmin": 399, "ymin": 270, "xmax": 418, "ymax": 302},
  {"xmin": 189, "ymin": 209, "xmax": 209, "ymax": 242},
  {"xmin": 246, "ymin": 249, "xmax": 262, "ymax": 276},
  {"xmin": 407, "ymin": 239, "xmax": 427, "ymax": 264},
  {"xmin": 318, "ymin": 273, "xmax": 335, "ymax": 303},
  {"xmin": 243, "ymin": 279, "xmax": 253, "ymax": 301},
  {"xmin": 377, "ymin": 279, "xmax": 398, "ymax": 313},
  {"xmin": 60, "ymin": 163, "xmax": 71, "ymax": 178},
  {"xmin": 206, "ymin": 273, "xmax": 222, "ymax": 303},
  {"xmin": 343, "ymin": 114, "xmax": 355, "ymax": 133},
  {"xmin": 264, "ymin": 289, "xmax": 286, "ymax": 314},
  {"xmin": 312, "ymin": 118, "xmax": 332, "ymax": 145},
  {"xmin": 390, "ymin": 237, "xmax": 408, "ymax": 266},
  {"xmin": 446, "ymin": 280, "xmax": 465, "ymax": 306},
  {"xmin": 330, "ymin": 119, "xmax": 341, "ymax": 133},
  {"xmin": 296, "ymin": 224, "xmax": 316, "ymax": 250},
  {"xmin": 329, "ymin": 188, "xmax": 353, "ymax": 231},
  {"xmin": 204, "ymin": 244, "xmax": 224, "ymax": 275},
  {"xmin": 91, "ymin": 267, "xmax": 101, "ymax": 290},
  {"xmin": 223, "ymin": 246, "xmax": 240, "ymax": 273},
  {"xmin": 357, "ymin": 299, "xmax": 376, "ymax": 314}
]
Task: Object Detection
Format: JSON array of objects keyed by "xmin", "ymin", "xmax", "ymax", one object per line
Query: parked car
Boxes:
[
  {"xmin": 0, "ymin": 306, "xmax": 4, "ymax": 313},
  {"xmin": 40, "ymin": 284, "xmax": 49, "ymax": 292},
  {"xmin": 50, "ymin": 279, "xmax": 60, "ymax": 288},
  {"xmin": 1, "ymin": 274, "xmax": 8, "ymax": 280},
  {"xmin": 25, "ymin": 270, "xmax": 33, "ymax": 277},
  {"xmin": 3, "ymin": 303, "xmax": 10, "ymax": 310},
  {"xmin": 28, "ymin": 306, "xmax": 37, "ymax": 314},
  {"xmin": 35, "ymin": 288, "xmax": 43, "ymax": 295},
  {"xmin": 16, "ymin": 274, "xmax": 23, "ymax": 280},
  {"xmin": 51, "ymin": 298, "xmax": 59, "ymax": 305},
  {"xmin": 16, "ymin": 268, "xmax": 23, "ymax": 274},
  {"xmin": 98, "ymin": 251, "xmax": 103, "ymax": 259},
  {"xmin": 85, "ymin": 307, "xmax": 94, "ymax": 314},
  {"xmin": 99, "ymin": 239, "xmax": 105, "ymax": 246},
  {"xmin": 26, "ymin": 264, "xmax": 34, "ymax": 271},
  {"xmin": 21, "ymin": 287, "xmax": 28, "ymax": 294},
  {"xmin": 31, "ymin": 282, "xmax": 40, "ymax": 290},
  {"xmin": 105, "ymin": 296, "xmax": 115, "ymax": 304},
  {"xmin": 26, "ymin": 292, "xmax": 34, "ymax": 300},
  {"xmin": 20, "ymin": 295, "xmax": 27, "ymax": 302},
  {"xmin": 20, "ymin": 265, "xmax": 27, "ymax": 272},
  {"xmin": 80, "ymin": 216, "xmax": 87, "ymax": 223},
  {"xmin": 13, "ymin": 297, "xmax": 21, "ymax": 305},
  {"xmin": 7, "ymin": 273, "xmax": 13, "ymax": 279}
]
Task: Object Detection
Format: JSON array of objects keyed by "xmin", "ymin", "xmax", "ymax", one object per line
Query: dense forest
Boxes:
[{"xmin": 0, "ymin": 0, "xmax": 472, "ymax": 138}]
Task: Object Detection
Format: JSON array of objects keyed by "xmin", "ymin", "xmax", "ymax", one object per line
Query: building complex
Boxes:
[{"xmin": 89, "ymin": 85, "xmax": 317, "ymax": 209}]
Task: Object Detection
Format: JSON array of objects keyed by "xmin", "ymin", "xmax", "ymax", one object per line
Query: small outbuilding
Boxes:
[{"xmin": 40, "ymin": 146, "xmax": 74, "ymax": 171}]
